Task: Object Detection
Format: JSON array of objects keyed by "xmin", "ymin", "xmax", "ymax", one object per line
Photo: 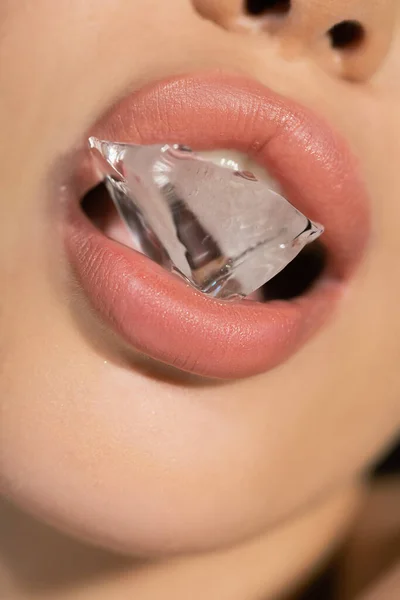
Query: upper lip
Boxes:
[{"xmin": 65, "ymin": 71, "xmax": 371, "ymax": 379}]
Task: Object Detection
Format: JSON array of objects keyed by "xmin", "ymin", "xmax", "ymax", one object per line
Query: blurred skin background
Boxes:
[{"xmin": 0, "ymin": 1, "xmax": 399, "ymax": 598}]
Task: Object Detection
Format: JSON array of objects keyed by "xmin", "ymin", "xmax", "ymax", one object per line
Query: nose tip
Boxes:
[{"xmin": 192, "ymin": 0, "xmax": 397, "ymax": 81}]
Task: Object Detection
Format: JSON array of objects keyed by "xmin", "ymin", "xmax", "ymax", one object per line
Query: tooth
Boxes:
[
  {"xmin": 89, "ymin": 138, "xmax": 323, "ymax": 300},
  {"xmin": 198, "ymin": 149, "xmax": 281, "ymax": 192},
  {"xmin": 197, "ymin": 150, "xmax": 244, "ymax": 172}
]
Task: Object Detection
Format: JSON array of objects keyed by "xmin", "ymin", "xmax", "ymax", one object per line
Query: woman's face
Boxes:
[{"xmin": 0, "ymin": 0, "xmax": 399, "ymax": 555}]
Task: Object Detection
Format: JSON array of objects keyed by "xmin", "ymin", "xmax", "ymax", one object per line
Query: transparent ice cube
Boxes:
[{"xmin": 89, "ymin": 138, "xmax": 323, "ymax": 300}]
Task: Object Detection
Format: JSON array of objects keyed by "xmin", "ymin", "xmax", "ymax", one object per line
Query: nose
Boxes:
[{"xmin": 192, "ymin": 0, "xmax": 396, "ymax": 81}]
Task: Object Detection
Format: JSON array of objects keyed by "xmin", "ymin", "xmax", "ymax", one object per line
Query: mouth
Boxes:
[{"xmin": 65, "ymin": 72, "xmax": 370, "ymax": 379}]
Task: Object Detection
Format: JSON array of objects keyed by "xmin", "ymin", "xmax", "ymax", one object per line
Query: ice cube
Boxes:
[{"xmin": 89, "ymin": 138, "xmax": 323, "ymax": 300}]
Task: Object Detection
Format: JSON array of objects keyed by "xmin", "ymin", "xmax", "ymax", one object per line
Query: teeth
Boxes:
[
  {"xmin": 198, "ymin": 149, "xmax": 281, "ymax": 192},
  {"xmin": 92, "ymin": 147, "xmax": 281, "ymax": 251}
]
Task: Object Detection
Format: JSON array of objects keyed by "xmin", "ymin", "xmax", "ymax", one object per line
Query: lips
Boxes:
[{"xmin": 65, "ymin": 72, "xmax": 370, "ymax": 379}]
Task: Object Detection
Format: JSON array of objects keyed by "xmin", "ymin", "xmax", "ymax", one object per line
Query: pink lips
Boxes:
[{"xmin": 65, "ymin": 72, "xmax": 370, "ymax": 379}]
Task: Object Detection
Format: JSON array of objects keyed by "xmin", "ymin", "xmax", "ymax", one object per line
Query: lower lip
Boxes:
[
  {"xmin": 65, "ymin": 73, "xmax": 369, "ymax": 380},
  {"xmin": 66, "ymin": 207, "xmax": 340, "ymax": 379}
]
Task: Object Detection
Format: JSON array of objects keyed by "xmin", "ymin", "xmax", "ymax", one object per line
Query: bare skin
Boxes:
[{"xmin": 0, "ymin": 0, "xmax": 399, "ymax": 598}]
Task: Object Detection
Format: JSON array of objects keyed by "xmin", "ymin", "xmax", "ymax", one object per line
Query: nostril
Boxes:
[
  {"xmin": 328, "ymin": 20, "xmax": 365, "ymax": 50},
  {"xmin": 246, "ymin": 0, "xmax": 291, "ymax": 16}
]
